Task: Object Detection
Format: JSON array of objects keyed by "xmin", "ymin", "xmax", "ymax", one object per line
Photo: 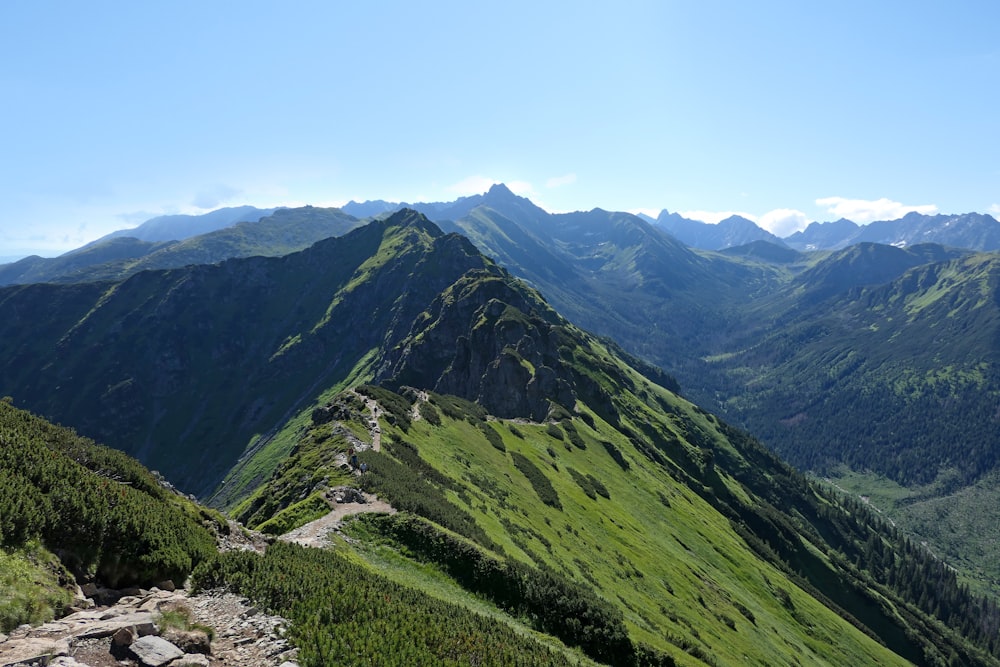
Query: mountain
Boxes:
[
  {"xmin": 854, "ymin": 212, "xmax": 1000, "ymax": 250},
  {"xmin": 85, "ymin": 205, "xmax": 278, "ymax": 246},
  {"xmin": 0, "ymin": 206, "xmax": 362, "ymax": 285},
  {"xmin": 719, "ymin": 250, "xmax": 1000, "ymax": 486},
  {"xmin": 342, "ymin": 184, "xmax": 548, "ymax": 226},
  {"xmin": 0, "ymin": 237, "xmax": 177, "ymax": 285},
  {"xmin": 340, "ymin": 199, "xmax": 400, "ymax": 218},
  {"xmin": 0, "ymin": 210, "xmax": 495, "ymax": 495},
  {"xmin": 784, "ymin": 213, "xmax": 1000, "ymax": 251},
  {"xmin": 654, "ymin": 211, "xmax": 788, "ymax": 250},
  {"xmin": 4, "ymin": 206, "xmax": 999, "ymax": 664},
  {"xmin": 789, "ymin": 242, "xmax": 968, "ymax": 300},
  {"xmin": 372, "ymin": 186, "xmax": 1000, "ymax": 599},
  {"xmin": 421, "ymin": 188, "xmax": 785, "ymax": 387},
  {"xmin": 218, "ymin": 256, "xmax": 999, "ymax": 665},
  {"xmin": 784, "ymin": 218, "xmax": 861, "ymax": 250}
]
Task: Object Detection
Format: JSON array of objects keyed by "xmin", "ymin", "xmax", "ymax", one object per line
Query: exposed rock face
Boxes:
[{"xmin": 377, "ymin": 270, "xmax": 579, "ymax": 421}]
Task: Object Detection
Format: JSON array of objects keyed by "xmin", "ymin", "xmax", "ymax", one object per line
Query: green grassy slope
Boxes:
[
  {"xmin": 0, "ymin": 400, "xmax": 218, "ymax": 630},
  {"xmin": 431, "ymin": 198, "xmax": 1000, "ymax": 601},
  {"xmin": 227, "ymin": 265, "xmax": 999, "ymax": 665},
  {"xmin": 234, "ymin": 376, "xmax": 996, "ymax": 665}
]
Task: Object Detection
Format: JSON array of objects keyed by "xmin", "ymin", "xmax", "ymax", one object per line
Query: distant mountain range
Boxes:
[
  {"xmin": 0, "ymin": 207, "xmax": 360, "ymax": 285},
  {"xmin": 84, "ymin": 205, "xmax": 279, "ymax": 245},
  {"xmin": 344, "ymin": 193, "xmax": 1000, "ymax": 252}
]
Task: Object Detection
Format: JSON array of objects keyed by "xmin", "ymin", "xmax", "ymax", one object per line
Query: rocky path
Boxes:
[
  {"xmin": 356, "ymin": 391, "xmax": 383, "ymax": 452},
  {"xmin": 0, "ymin": 586, "xmax": 297, "ymax": 667},
  {"xmin": 279, "ymin": 491, "xmax": 395, "ymax": 549}
]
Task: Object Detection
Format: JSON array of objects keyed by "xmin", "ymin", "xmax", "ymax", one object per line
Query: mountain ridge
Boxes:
[{"xmin": 4, "ymin": 204, "xmax": 1000, "ymax": 664}]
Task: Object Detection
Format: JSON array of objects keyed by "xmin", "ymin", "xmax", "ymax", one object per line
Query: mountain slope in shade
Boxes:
[{"xmin": 0, "ymin": 210, "xmax": 484, "ymax": 494}]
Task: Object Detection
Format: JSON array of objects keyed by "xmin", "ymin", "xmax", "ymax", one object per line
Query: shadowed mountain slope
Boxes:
[{"xmin": 0, "ymin": 210, "xmax": 482, "ymax": 494}]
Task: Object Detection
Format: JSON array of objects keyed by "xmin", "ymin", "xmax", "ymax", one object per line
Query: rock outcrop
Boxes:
[
  {"xmin": 0, "ymin": 585, "xmax": 297, "ymax": 667},
  {"xmin": 376, "ymin": 270, "xmax": 579, "ymax": 421}
]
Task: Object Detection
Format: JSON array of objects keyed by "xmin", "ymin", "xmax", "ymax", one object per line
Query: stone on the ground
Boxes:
[
  {"xmin": 111, "ymin": 626, "xmax": 135, "ymax": 647},
  {"xmin": 155, "ymin": 579, "xmax": 176, "ymax": 592},
  {"xmin": 162, "ymin": 628, "xmax": 212, "ymax": 654},
  {"xmin": 171, "ymin": 654, "xmax": 211, "ymax": 667},
  {"xmin": 128, "ymin": 634, "xmax": 184, "ymax": 666},
  {"xmin": 0, "ymin": 636, "xmax": 70, "ymax": 666}
]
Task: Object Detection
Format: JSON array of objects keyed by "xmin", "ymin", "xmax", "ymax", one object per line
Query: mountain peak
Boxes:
[
  {"xmin": 718, "ymin": 215, "xmax": 757, "ymax": 227},
  {"xmin": 486, "ymin": 183, "xmax": 516, "ymax": 198}
]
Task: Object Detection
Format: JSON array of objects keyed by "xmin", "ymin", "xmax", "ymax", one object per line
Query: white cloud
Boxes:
[
  {"xmin": 677, "ymin": 210, "xmax": 758, "ymax": 225},
  {"xmin": 191, "ymin": 184, "xmax": 243, "ymax": 210},
  {"xmin": 990, "ymin": 204, "xmax": 1000, "ymax": 216},
  {"xmin": 445, "ymin": 175, "xmax": 498, "ymax": 196},
  {"xmin": 758, "ymin": 209, "xmax": 809, "ymax": 236},
  {"xmin": 815, "ymin": 197, "xmax": 938, "ymax": 224},
  {"xmin": 545, "ymin": 173, "xmax": 577, "ymax": 188},
  {"xmin": 506, "ymin": 181, "xmax": 536, "ymax": 197}
]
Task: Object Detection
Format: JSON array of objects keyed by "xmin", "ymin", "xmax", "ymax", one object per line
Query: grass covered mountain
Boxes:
[
  {"xmin": 0, "ymin": 210, "xmax": 486, "ymax": 495},
  {"xmin": 215, "ymin": 257, "xmax": 999, "ymax": 665},
  {"xmin": 393, "ymin": 187, "xmax": 1000, "ymax": 597},
  {"xmin": 0, "ymin": 206, "xmax": 361, "ymax": 285}
]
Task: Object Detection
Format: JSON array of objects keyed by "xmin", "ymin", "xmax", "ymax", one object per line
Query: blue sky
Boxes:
[{"xmin": 2, "ymin": 1, "xmax": 998, "ymax": 258}]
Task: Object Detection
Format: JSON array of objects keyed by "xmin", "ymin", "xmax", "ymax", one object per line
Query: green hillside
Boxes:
[
  {"xmin": 0, "ymin": 400, "xmax": 217, "ymax": 630},
  {"xmin": 5, "ymin": 206, "xmax": 1000, "ymax": 664},
  {"xmin": 423, "ymin": 193, "xmax": 1000, "ymax": 596},
  {"xmin": 223, "ymin": 266, "xmax": 999, "ymax": 666}
]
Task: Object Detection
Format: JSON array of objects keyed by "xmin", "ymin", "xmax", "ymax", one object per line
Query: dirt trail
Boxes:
[
  {"xmin": 278, "ymin": 492, "xmax": 395, "ymax": 548},
  {"xmin": 350, "ymin": 390, "xmax": 383, "ymax": 452}
]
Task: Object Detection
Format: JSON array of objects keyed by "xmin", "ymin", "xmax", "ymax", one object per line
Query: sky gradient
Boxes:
[{"xmin": 2, "ymin": 1, "xmax": 998, "ymax": 258}]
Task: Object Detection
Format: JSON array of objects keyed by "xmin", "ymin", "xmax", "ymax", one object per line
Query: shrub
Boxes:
[
  {"xmin": 510, "ymin": 452, "xmax": 562, "ymax": 510},
  {"xmin": 479, "ymin": 423, "xmax": 505, "ymax": 452}
]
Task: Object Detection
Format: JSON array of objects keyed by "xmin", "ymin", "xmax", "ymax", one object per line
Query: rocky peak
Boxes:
[{"xmin": 375, "ymin": 269, "xmax": 578, "ymax": 420}]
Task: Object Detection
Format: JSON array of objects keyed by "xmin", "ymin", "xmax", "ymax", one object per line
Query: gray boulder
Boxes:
[{"xmin": 128, "ymin": 635, "xmax": 184, "ymax": 666}]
